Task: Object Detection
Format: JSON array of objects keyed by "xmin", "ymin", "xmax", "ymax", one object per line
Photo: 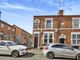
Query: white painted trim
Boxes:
[
  {"xmin": 45, "ymin": 18, "xmax": 53, "ymax": 29},
  {"xmin": 71, "ymin": 32, "xmax": 80, "ymax": 34},
  {"xmin": 43, "ymin": 31, "xmax": 54, "ymax": 44},
  {"xmin": 59, "ymin": 34, "xmax": 66, "ymax": 39},
  {"xmin": 34, "ymin": 19, "xmax": 40, "ymax": 23},
  {"xmin": 72, "ymin": 18, "xmax": 80, "ymax": 19},
  {"xmin": 34, "ymin": 28, "xmax": 80, "ymax": 31},
  {"xmin": 43, "ymin": 31, "xmax": 54, "ymax": 34},
  {"xmin": 34, "ymin": 32, "xmax": 40, "ymax": 34}
]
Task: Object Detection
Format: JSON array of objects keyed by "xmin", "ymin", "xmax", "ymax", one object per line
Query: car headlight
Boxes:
[{"xmin": 19, "ymin": 49, "xmax": 25, "ymax": 51}]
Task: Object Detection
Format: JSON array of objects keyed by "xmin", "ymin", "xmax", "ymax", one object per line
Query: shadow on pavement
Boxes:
[
  {"xmin": 53, "ymin": 57, "xmax": 75, "ymax": 60},
  {"xmin": 19, "ymin": 52, "xmax": 35, "ymax": 58},
  {"xmin": 0, "ymin": 55, "xmax": 11, "ymax": 57},
  {"xmin": 0, "ymin": 52, "xmax": 35, "ymax": 58}
]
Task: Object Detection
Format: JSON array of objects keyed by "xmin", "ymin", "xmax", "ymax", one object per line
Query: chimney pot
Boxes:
[{"xmin": 58, "ymin": 10, "xmax": 64, "ymax": 15}]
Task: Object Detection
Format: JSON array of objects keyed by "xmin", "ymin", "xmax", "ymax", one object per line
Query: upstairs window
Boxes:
[
  {"xmin": 34, "ymin": 19, "xmax": 40, "ymax": 28},
  {"xmin": 72, "ymin": 18, "xmax": 80, "ymax": 28},
  {"xmin": 45, "ymin": 18, "xmax": 53, "ymax": 29}
]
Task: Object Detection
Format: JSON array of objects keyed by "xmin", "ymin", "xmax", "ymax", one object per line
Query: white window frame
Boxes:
[
  {"xmin": 43, "ymin": 32, "xmax": 54, "ymax": 44},
  {"xmin": 71, "ymin": 32, "xmax": 80, "ymax": 45},
  {"xmin": 34, "ymin": 19, "xmax": 40, "ymax": 28},
  {"xmin": 45, "ymin": 18, "xmax": 53, "ymax": 29},
  {"xmin": 72, "ymin": 18, "xmax": 80, "ymax": 29}
]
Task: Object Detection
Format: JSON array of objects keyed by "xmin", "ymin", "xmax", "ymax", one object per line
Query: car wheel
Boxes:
[
  {"xmin": 11, "ymin": 50, "xmax": 19, "ymax": 57},
  {"xmin": 76, "ymin": 53, "xmax": 80, "ymax": 60},
  {"xmin": 46, "ymin": 52, "xmax": 54, "ymax": 59}
]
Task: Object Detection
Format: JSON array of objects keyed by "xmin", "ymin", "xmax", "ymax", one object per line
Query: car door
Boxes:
[
  {"xmin": 0, "ymin": 42, "xmax": 10, "ymax": 55},
  {"xmin": 62, "ymin": 45, "xmax": 77, "ymax": 58},
  {"xmin": 51, "ymin": 44, "xmax": 66, "ymax": 57}
]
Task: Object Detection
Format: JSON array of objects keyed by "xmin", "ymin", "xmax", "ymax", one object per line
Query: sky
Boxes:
[{"xmin": 0, "ymin": 0, "xmax": 80, "ymax": 34}]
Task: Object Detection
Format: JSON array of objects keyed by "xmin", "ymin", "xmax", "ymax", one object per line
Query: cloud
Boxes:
[
  {"xmin": 33, "ymin": 0, "xmax": 58, "ymax": 6},
  {"xmin": 1, "ymin": 11, "xmax": 33, "ymax": 33},
  {"xmin": 0, "ymin": 2, "xmax": 43, "ymax": 12}
]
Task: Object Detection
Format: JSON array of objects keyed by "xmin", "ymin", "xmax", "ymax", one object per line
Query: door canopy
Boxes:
[{"xmin": 59, "ymin": 34, "xmax": 66, "ymax": 39}]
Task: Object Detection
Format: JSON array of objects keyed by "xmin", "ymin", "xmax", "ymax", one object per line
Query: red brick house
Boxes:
[
  {"xmin": 0, "ymin": 20, "xmax": 32, "ymax": 47},
  {"xmin": 13, "ymin": 25, "xmax": 32, "ymax": 46},
  {"xmin": 33, "ymin": 10, "xmax": 80, "ymax": 48},
  {"xmin": 0, "ymin": 20, "xmax": 15, "ymax": 41}
]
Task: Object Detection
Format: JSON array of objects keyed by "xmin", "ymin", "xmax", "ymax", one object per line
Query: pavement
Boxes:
[{"xmin": 0, "ymin": 49, "xmax": 74, "ymax": 60}]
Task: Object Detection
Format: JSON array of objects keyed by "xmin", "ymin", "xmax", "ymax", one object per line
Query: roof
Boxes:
[
  {"xmin": 34, "ymin": 15, "xmax": 80, "ymax": 17},
  {"xmin": 0, "ymin": 20, "xmax": 15, "ymax": 28},
  {"xmin": 13, "ymin": 25, "xmax": 32, "ymax": 36}
]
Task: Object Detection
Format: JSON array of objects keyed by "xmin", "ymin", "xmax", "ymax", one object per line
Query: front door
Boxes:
[
  {"xmin": 34, "ymin": 34, "xmax": 38, "ymax": 48},
  {"xmin": 60, "ymin": 38, "xmax": 64, "ymax": 44}
]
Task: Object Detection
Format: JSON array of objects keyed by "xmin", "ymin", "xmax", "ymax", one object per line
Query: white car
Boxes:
[
  {"xmin": 0, "ymin": 40, "xmax": 27, "ymax": 57},
  {"xmin": 43, "ymin": 43, "xmax": 80, "ymax": 60}
]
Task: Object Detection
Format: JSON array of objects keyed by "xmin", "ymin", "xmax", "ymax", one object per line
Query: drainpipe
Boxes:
[{"xmin": 0, "ymin": 11, "xmax": 1, "ymax": 20}]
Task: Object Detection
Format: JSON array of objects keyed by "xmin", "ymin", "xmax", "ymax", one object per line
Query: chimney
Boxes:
[
  {"xmin": 58, "ymin": 10, "xmax": 64, "ymax": 15},
  {"xmin": 0, "ymin": 11, "xmax": 1, "ymax": 20}
]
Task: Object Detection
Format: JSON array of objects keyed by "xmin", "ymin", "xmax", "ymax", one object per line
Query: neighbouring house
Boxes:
[
  {"xmin": 0, "ymin": 20, "xmax": 15, "ymax": 41},
  {"xmin": 33, "ymin": 10, "xmax": 80, "ymax": 49},
  {"xmin": 13, "ymin": 25, "xmax": 32, "ymax": 47},
  {"xmin": 0, "ymin": 20, "xmax": 32, "ymax": 47}
]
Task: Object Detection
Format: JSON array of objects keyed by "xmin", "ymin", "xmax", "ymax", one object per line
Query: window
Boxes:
[
  {"xmin": 49, "ymin": 34, "xmax": 52, "ymax": 43},
  {"xmin": 52, "ymin": 44, "xmax": 64, "ymax": 48},
  {"xmin": 46, "ymin": 20, "xmax": 51, "ymax": 28},
  {"xmin": 44, "ymin": 33, "xmax": 48, "ymax": 44},
  {"xmin": 43, "ymin": 33, "xmax": 53, "ymax": 44},
  {"xmin": 0, "ymin": 42, "xmax": 6, "ymax": 46},
  {"xmin": 45, "ymin": 18, "xmax": 53, "ymax": 28},
  {"xmin": 72, "ymin": 18, "xmax": 80, "ymax": 28},
  {"xmin": 7, "ymin": 42, "xmax": 16, "ymax": 46},
  {"xmin": 52, "ymin": 44, "xmax": 71, "ymax": 49},
  {"xmin": 34, "ymin": 19, "xmax": 40, "ymax": 28},
  {"xmin": 72, "ymin": 33, "xmax": 80, "ymax": 45}
]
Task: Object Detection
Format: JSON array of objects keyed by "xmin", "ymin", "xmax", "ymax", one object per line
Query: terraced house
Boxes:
[
  {"xmin": 33, "ymin": 10, "xmax": 80, "ymax": 49},
  {"xmin": 0, "ymin": 20, "xmax": 15, "ymax": 41},
  {"xmin": 13, "ymin": 25, "xmax": 32, "ymax": 47},
  {"xmin": 0, "ymin": 20, "xmax": 32, "ymax": 47}
]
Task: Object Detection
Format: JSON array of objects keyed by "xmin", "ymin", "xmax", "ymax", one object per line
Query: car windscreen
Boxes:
[{"xmin": 7, "ymin": 42, "xmax": 16, "ymax": 46}]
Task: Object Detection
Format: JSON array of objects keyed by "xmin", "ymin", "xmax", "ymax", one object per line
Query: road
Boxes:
[
  {"xmin": 0, "ymin": 55, "xmax": 73, "ymax": 60},
  {"xmin": 0, "ymin": 49, "xmax": 74, "ymax": 60}
]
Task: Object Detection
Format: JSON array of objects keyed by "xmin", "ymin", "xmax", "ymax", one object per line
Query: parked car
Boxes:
[
  {"xmin": 43, "ymin": 43, "xmax": 80, "ymax": 60},
  {"xmin": 0, "ymin": 40, "xmax": 27, "ymax": 57}
]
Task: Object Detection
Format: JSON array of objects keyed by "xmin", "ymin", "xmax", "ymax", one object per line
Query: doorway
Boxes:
[
  {"xmin": 60, "ymin": 38, "xmax": 64, "ymax": 44},
  {"xmin": 59, "ymin": 34, "xmax": 66, "ymax": 44},
  {"xmin": 34, "ymin": 34, "xmax": 38, "ymax": 48}
]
